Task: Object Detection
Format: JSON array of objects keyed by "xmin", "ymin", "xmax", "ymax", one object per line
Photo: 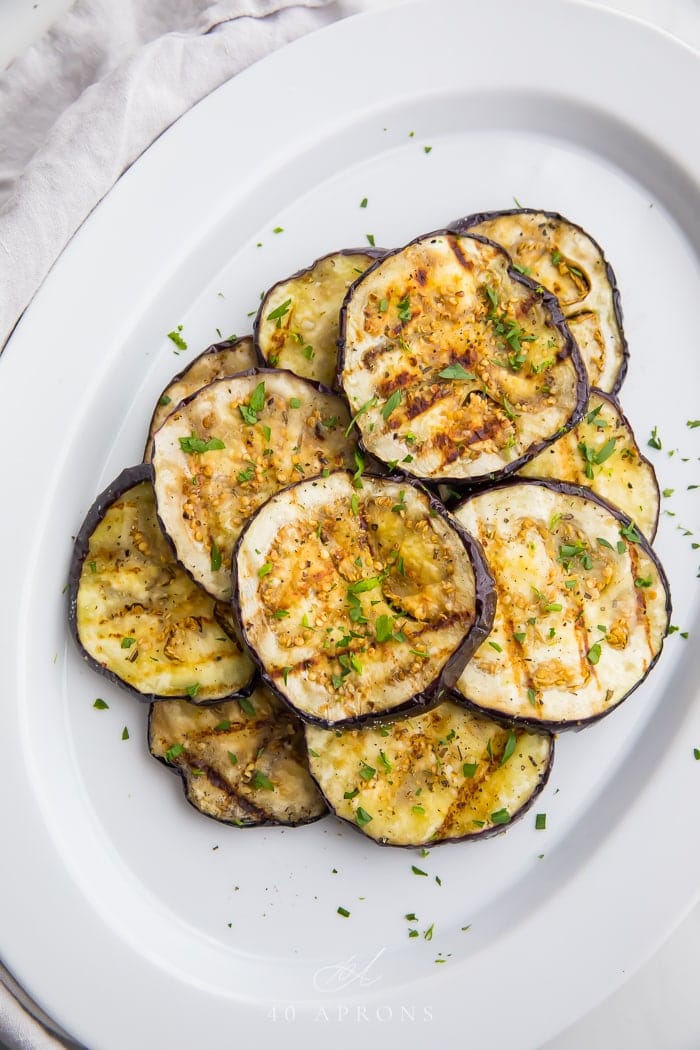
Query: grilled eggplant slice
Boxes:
[
  {"xmin": 451, "ymin": 479, "xmax": 671, "ymax": 729},
  {"xmin": 518, "ymin": 390, "xmax": 660, "ymax": 539},
  {"xmin": 339, "ymin": 230, "xmax": 588, "ymax": 484},
  {"xmin": 255, "ymin": 250, "xmax": 383, "ymax": 388},
  {"xmin": 144, "ymin": 336, "xmax": 258, "ymax": 462},
  {"xmin": 451, "ymin": 209, "xmax": 628, "ymax": 393},
  {"xmin": 149, "ymin": 683, "xmax": 326, "ymax": 826},
  {"xmin": 151, "ymin": 369, "xmax": 357, "ymax": 600},
  {"xmin": 234, "ymin": 471, "xmax": 495, "ymax": 727},
  {"xmin": 305, "ymin": 700, "xmax": 552, "ymax": 846},
  {"xmin": 68, "ymin": 465, "xmax": 255, "ymax": 702}
]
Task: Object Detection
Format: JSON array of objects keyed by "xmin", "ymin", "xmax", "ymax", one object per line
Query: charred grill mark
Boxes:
[
  {"xmin": 360, "ymin": 341, "xmax": 391, "ymax": 371},
  {"xmin": 377, "ymin": 370, "xmax": 413, "ymax": 399},
  {"xmin": 449, "ymin": 236, "xmax": 475, "ymax": 272},
  {"xmin": 499, "ymin": 603, "xmax": 537, "ymax": 698},
  {"xmin": 438, "ymin": 744, "xmax": 504, "ymax": 836},
  {"xmin": 402, "ymin": 383, "xmax": 457, "ymax": 423},
  {"xmin": 432, "ymin": 431, "xmax": 462, "ymax": 465},
  {"xmin": 574, "ymin": 616, "xmax": 598, "ymax": 693}
]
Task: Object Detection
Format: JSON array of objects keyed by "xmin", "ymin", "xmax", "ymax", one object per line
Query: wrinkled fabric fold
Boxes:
[{"xmin": 0, "ymin": 0, "xmax": 339, "ymax": 350}]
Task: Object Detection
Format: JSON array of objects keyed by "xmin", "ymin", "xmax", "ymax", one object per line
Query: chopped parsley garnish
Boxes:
[
  {"xmin": 587, "ymin": 642, "xmax": 602, "ymax": 665},
  {"xmin": 359, "ymin": 762, "xmax": 376, "ymax": 781},
  {"xmin": 438, "ymin": 362, "xmax": 476, "ymax": 381},
  {"xmin": 186, "ymin": 683, "xmax": 200, "ymax": 698},
  {"xmin": 266, "ymin": 298, "xmax": 292, "ymax": 324},
  {"xmin": 490, "ymin": 808, "xmax": 510, "ymax": 825},
  {"xmin": 366, "ymin": 233, "xmax": 376, "ymax": 247},
  {"xmin": 337, "ymin": 906, "xmax": 351, "ymax": 918},
  {"xmin": 345, "ymin": 397, "xmax": 377, "ymax": 435},
  {"xmin": 167, "ymin": 326, "xmax": 187, "ymax": 350},
  {"xmin": 93, "ymin": 698, "xmax": 109, "ymax": 710},
  {"xmin": 165, "ymin": 743, "xmax": 185, "ymax": 761},
  {"xmin": 411, "ymin": 865, "xmax": 428, "ymax": 877},
  {"xmin": 179, "ymin": 435, "xmax": 226, "ymax": 454},
  {"xmin": 120, "ymin": 636, "xmax": 136, "ymax": 649},
  {"xmin": 647, "ymin": 426, "xmax": 662, "ymax": 450},
  {"xmin": 227, "ymin": 751, "xmax": 238, "ymax": 765},
  {"xmin": 500, "ymin": 730, "xmax": 517, "ymax": 766},
  {"xmin": 355, "ymin": 806, "xmax": 373, "ymax": 826},
  {"xmin": 381, "ymin": 389, "xmax": 402, "ymax": 420},
  {"xmin": 397, "ymin": 297, "xmax": 411, "ymax": 322},
  {"xmin": 258, "ymin": 561, "xmax": 273, "ymax": 578},
  {"xmin": 238, "ymin": 381, "xmax": 267, "ymax": 424},
  {"xmin": 239, "ymin": 698, "xmax": 256, "ymax": 717},
  {"xmin": 252, "ymin": 771, "xmax": 274, "ymax": 791},
  {"xmin": 463, "ymin": 762, "xmax": 478, "ymax": 778},
  {"xmin": 210, "ymin": 540, "xmax": 222, "ymax": 571},
  {"xmin": 360, "ymin": 197, "xmax": 368, "ymax": 208},
  {"xmin": 619, "ymin": 522, "xmax": 641, "ymax": 544},
  {"xmin": 535, "ymin": 813, "xmax": 547, "ymax": 830}
]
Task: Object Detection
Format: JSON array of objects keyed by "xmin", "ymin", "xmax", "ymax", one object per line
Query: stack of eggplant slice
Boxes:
[{"xmin": 68, "ymin": 209, "xmax": 670, "ymax": 847}]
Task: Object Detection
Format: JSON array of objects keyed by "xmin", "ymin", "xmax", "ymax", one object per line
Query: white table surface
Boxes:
[{"xmin": 1, "ymin": 1, "xmax": 699, "ymax": 1048}]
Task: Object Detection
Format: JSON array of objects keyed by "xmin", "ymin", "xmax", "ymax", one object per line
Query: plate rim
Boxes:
[{"xmin": 2, "ymin": 1, "xmax": 699, "ymax": 1047}]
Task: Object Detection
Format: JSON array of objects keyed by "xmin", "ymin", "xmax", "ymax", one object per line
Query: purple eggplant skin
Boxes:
[
  {"xmin": 143, "ymin": 336, "xmax": 258, "ymax": 462},
  {"xmin": 337, "ymin": 229, "xmax": 590, "ymax": 488},
  {"xmin": 450, "ymin": 476, "xmax": 672, "ymax": 733},
  {"xmin": 231, "ymin": 470, "xmax": 498, "ymax": 730},
  {"xmin": 68, "ymin": 463, "xmax": 255, "ymax": 705},
  {"xmin": 448, "ymin": 208, "xmax": 629, "ymax": 396},
  {"xmin": 311, "ymin": 732, "xmax": 554, "ymax": 849}
]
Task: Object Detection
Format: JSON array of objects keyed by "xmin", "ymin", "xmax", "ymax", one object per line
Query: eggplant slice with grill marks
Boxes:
[
  {"xmin": 305, "ymin": 700, "xmax": 552, "ymax": 846},
  {"xmin": 518, "ymin": 390, "xmax": 660, "ymax": 540},
  {"xmin": 68, "ymin": 465, "xmax": 255, "ymax": 702},
  {"xmin": 151, "ymin": 369, "xmax": 358, "ymax": 601},
  {"xmin": 234, "ymin": 471, "xmax": 496, "ymax": 727},
  {"xmin": 451, "ymin": 478, "xmax": 671, "ymax": 730},
  {"xmin": 255, "ymin": 249, "xmax": 384, "ymax": 389},
  {"xmin": 451, "ymin": 209, "xmax": 628, "ymax": 393},
  {"xmin": 149, "ymin": 683, "xmax": 326, "ymax": 827},
  {"xmin": 144, "ymin": 336, "xmax": 258, "ymax": 462},
  {"xmin": 339, "ymin": 230, "xmax": 588, "ymax": 485}
]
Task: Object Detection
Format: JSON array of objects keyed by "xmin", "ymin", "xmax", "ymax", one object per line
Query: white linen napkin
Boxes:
[{"xmin": 0, "ymin": 0, "xmax": 350, "ymax": 353}]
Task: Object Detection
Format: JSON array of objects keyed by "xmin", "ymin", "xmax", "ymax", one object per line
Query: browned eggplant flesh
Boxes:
[
  {"xmin": 306, "ymin": 699, "xmax": 552, "ymax": 846},
  {"xmin": 255, "ymin": 250, "xmax": 383, "ymax": 388},
  {"xmin": 68, "ymin": 465, "xmax": 255, "ymax": 702},
  {"xmin": 452, "ymin": 479, "xmax": 670, "ymax": 728},
  {"xmin": 339, "ymin": 231, "xmax": 588, "ymax": 484},
  {"xmin": 151, "ymin": 369, "xmax": 358, "ymax": 600},
  {"xmin": 149, "ymin": 683, "xmax": 326, "ymax": 826},
  {"xmin": 144, "ymin": 336, "xmax": 258, "ymax": 461},
  {"xmin": 451, "ymin": 209, "xmax": 628, "ymax": 393},
  {"xmin": 518, "ymin": 390, "xmax": 660, "ymax": 539},
  {"xmin": 234, "ymin": 471, "xmax": 495, "ymax": 726}
]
